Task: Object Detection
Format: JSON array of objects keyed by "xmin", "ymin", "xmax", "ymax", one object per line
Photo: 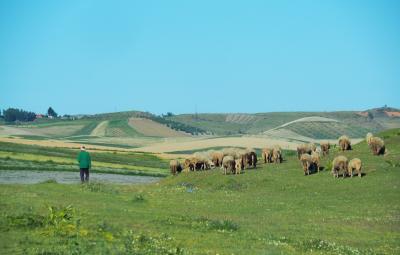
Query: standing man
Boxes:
[{"xmin": 77, "ymin": 146, "xmax": 91, "ymax": 183}]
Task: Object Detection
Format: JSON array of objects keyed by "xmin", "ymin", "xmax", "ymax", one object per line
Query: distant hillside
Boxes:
[
  {"xmin": 166, "ymin": 109, "xmax": 400, "ymax": 138},
  {"xmin": 1, "ymin": 107, "xmax": 399, "ymax": 141}
]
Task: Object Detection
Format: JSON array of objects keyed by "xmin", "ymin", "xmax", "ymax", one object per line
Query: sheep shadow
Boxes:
[
  {"xmin": 306, "ymin": 166, "xmax": 325, "ymax": 175},
  {"xmin": 334, "ymin": 172, "xmax": 367, "ymax": 178}
]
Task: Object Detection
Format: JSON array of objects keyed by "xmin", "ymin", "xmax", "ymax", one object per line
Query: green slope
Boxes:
[{"xmin": 0, "ymin": 129, "xmax": 399, "ymax": 254}]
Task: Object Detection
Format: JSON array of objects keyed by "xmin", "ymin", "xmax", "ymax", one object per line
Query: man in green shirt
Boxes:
[{"xmin": 77, "ymin": 146, "xmax": 91, "ymax": 183}]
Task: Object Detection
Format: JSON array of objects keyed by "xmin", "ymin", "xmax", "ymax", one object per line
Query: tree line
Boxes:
[
  {"xmin": 0, "ymin": 107, "xmax": 58, "ymax": 123},
  {"xmin": 150, "ymin": 115, "xmax": 208, "ymax": 135}
]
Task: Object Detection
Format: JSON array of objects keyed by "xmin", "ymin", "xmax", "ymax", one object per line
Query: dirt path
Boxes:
[{"xmin": 91, "ymin": 121, "xmax": 108, "ymax": 136}]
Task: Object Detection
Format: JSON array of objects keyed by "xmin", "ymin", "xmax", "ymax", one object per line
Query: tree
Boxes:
[
  {"xmin": 3, "ymin": 108, "xmax": 36, "ymax": 122},
  {"xmin": 47, "ymin": 107, "xmax": 58, "ymax": 118}
]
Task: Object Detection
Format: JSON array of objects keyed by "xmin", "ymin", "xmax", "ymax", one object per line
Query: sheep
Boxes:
[
  {"xmin": 234, "ymin": 158, "xmax": 244, "ymax": 175},
  {"xmin": 338, "ymin": 135, "xmax": 351, "ymax": 151},
  {"xmin": 184, "ymin": 155, "xmax": 207, "ymax": 171},
  {"xmin": 210, "ymin": 151, "xmax": 224, "ymax": 167},
  {"xmin": 332, "ymin": 156, "xmax": 348, "ymax": 178},
  {"xmin": 222, "ymin": 156, "xmax": 235, "ymax": 175},
  {"xmin": 193, "ymin": 152, "xmax": 214, "ymax": 170},
  {"xmin": 169, "ymin": 160, "xmax": 183, "ymax": 175},
  {"xmin": 309, "ymin": 143, "xmax": 317, "ymax": 152},
  {"xmin": 184, "ymin": 158, "xmax": 196, "ymax": 171},
  {"xmin": 369, "ymin": 136, "xmax": 385, "ymax": 155},
  {"xmin": 297, "ymin": 144, "xmax": 312, "ymax": 159},
  {"xmin": 320, "ymin": 141, "xmax": 330, "ymax": 156},
  {"xmin": 347, "ymin": 158, "xmax": 362, "ymax": 178},
  {"xmin": 272, "ymin": 146, "xmax": 283, "ymax": 163},
  {"xmin": 300, "ymin": 154, "xmax": 312, "ymax": 175},
  {"xmin": 222, "ymin": 147, "xmax": 239, "ymax": 158},
  {"xmin": 366, "ymin": 132, "xmax": 373, "ymax": 145},
  {"xmin": 262, "ymin": 148, "xmax": 273, "ymax": 163},
  {"xmin": 311, "ymin": 151, "xmax": 321, "ymax": 172},
  {"xmin": 245, "ymin": 148, "xmax": 258, "ymax": 168}
]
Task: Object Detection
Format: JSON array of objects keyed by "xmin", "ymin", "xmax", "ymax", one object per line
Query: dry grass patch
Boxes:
[{"xmin": 128, "ymin": 118, "xmax": 190, "ymax": 137}]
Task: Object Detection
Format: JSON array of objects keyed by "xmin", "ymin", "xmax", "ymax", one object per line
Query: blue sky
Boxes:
[{"xmin": 1, "ymin": 0, "xmax": 399, "ymax": 115}]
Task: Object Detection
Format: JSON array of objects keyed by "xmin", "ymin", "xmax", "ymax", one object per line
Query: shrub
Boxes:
[
  {"xmin": 45, "ymin": 204, "xmax": 74, "ymax": 228},
  {"xmin": 132, "ymin": 194, "xmax": 145, "ymax": 203}
]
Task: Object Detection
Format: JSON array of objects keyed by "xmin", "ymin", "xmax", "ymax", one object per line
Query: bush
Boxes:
[
  {"xmin": 132, "ymin": 194, "xmax": 145, "ymax": 203},
  {"xmin": 45, "ymin": 204, "xmax": 75, "ymax": 227}
]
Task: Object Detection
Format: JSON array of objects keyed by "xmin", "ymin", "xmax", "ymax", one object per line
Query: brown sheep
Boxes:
[
  {"xmin": 184, "ymin": 155, "xmax": 207, "ymax": 171},
  {"xmin": 272, "ymin": 146, "xmax": 283, "ymax": 163},
  {"xmin": 332, "ymin": 155, "xmax": 348, "ymax": 178},
  {"xmin": 300, "ymin": 154, "xmax": 312, "ymax": 175},
  {"xmin": 338, "ymin": 135, "xmax": 351, "ymax": 151},
  {"xmin": 369, "ymin": 136, "xmax": 385, "ymax": 155},
  {"xmin": 210, "ymin": 151, "xmax": 224, "ymax": 167},
  {"xmin": 262, "ymin": 148, "xmax": 272, "ymax": 163},
  {"xmin": 222, "ymin": 156, "xmax": 235, "ymax": 175},
  {"xmin": 366, "ymin": 132, "xmax": 373, "ymax": 145},
  {"xmin": 320, "ymin": 141, "xmax": 330, "ymax": 156},
  {"xmin": 169, "ymin": 160, "xmax": 183, "ymax": 175},
  {"xmin": 184, "ymin": 158, "xmax": 196, "ymax": 171},
  {"xmin": 347, "ymin": 158, "xmax": 362, "ymax": 178},
  {"xmin": 311, "ymin": 151, "xmax": 321, "ymax": 172},
  {"xmin": 297, "ymin": 144, "xmax": 312, "ymax": 159}
]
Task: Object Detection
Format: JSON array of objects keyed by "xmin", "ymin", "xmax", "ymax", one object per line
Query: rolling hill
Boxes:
[{"xmin": 0, "ymin": 107, "xmax": 399, "ymax": 151}]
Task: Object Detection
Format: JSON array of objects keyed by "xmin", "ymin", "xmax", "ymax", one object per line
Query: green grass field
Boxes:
[
  {"xmin": 0, "ymin": 129, "xmax": 399, "ymax": 254},
  {"xmin": 0, "ymin": 142, "xmax": 169, "ymax": 177}
]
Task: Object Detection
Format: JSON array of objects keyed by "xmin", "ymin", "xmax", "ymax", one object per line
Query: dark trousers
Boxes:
[{"xmin": 80, "ymin": 168, "xmax": 89, "ymax": 182}]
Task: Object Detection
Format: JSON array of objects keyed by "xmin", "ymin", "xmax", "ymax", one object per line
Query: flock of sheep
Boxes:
[
  {"xmin": 169, "ymin": 147, "xmax": 263, "ymax": 176},
  {"xmin": 169, "ymin": 132, "xmax": 386, "ymax": 179}
]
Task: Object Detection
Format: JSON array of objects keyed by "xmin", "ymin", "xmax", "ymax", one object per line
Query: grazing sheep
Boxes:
[
  {"xmin": 338, "ymin": 135, "xmax": 351, "ymax": 151},
  {"xmin": 169, "ymin": 160, "xmax": 183, "ymax": 175},
  {"xmin": 272, "ymin": 146, "xmax": 283, "ymax": 163},
  {"xmin": 194, "ymin": 152, "xmax": 213, "ymax": 170},
  {"xmin": 245, "ymin": 148, "xmax": 258, "ymax": 168},
  {"xmin": 332, "ymin": 156, "xmax": 348, "ymax": 178},
  {"xmin": 262, "ymin": 148, "xmax": 273, "ymax": 163},
  {"xmin": 234, "ymin": 158, "xmax": 244, "ymax": 175},
  {"xmin": 366, "ymin": 132, "xmax": 373, "ymax": 145},
  {"xmin": 300, "ymin": 154, "xmax": 312, "ymax": 175},
  {"xmin": 347, "ymin": 158, "xmax": 362, "ymax": 178},
  {"xmin": 222, "ymin": 148, "xmax": 239, "ymax": 158},
  {"xmin": 320, "ymin": 141, "xmax": 330, "ymax": 156},
  {"xmin": 297, "ymin": 144, "xmax": 312, "ymax": 159},
  {"xmin": 311, "ymin": 151, "xmax": 321, "ymax": 172},
  {"xmin": 369, "ymin": 137, "xmax": 385, "ymax": 155},
  {"xmin": 184, "ymin": 158, "xmax": 196, "ymax": 171},
  {"xmin": 210, "ymin": 151, "xmax": 224, "ymax": 167},
  {"xmin": 222, "ymin": 156, "xmax": 235, "ymax": 175}
]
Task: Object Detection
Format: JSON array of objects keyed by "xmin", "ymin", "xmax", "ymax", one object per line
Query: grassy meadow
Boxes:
[
  {"xmin": 0, "ymin": 129, "xmax": 399, "ymax": 254},
  {"xmin": 0, "ymin": 141, "xmax": 169, "ymax": 177}
]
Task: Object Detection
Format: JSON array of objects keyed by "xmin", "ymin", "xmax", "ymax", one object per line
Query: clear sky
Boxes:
[{"xmin": 1, "ymin": 0, "xmax": 399, "ymax": 115}]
